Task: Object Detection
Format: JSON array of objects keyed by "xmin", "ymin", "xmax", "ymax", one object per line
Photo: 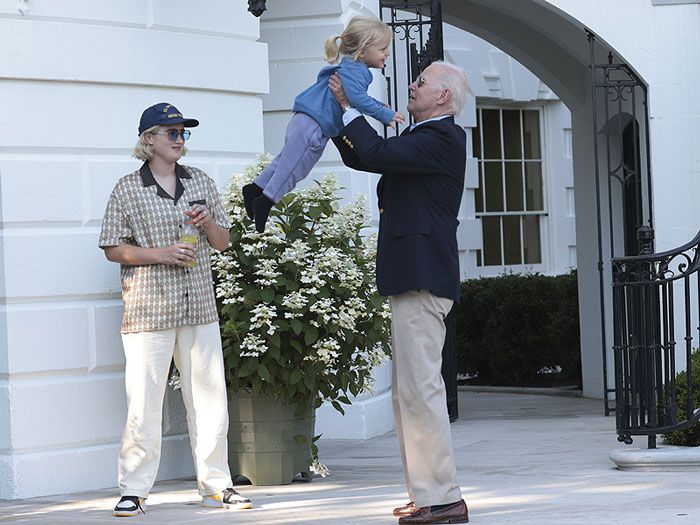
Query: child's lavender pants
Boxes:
[{"xmin": 254, "ymin": 112, "xmax": 329, "ymax": 203}]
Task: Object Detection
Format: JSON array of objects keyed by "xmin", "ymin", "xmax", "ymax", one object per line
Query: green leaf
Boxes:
[
  {"xmin": 293, "ymin": 434, "xmax": 308, "ymax": 445},
  {"xmin": 304, "ymin": 326, "xmax": 319, "ymax": 346},
  {"xmin": 309, "ymin": 206, "xmax": 324, "ymax": 220},
  {"xmin": 291, "ymin": 320, "xmax": 302, "ymax": 335},
  {"xmin": 261, "ymin": 287, "xmax": 275, "ymax": 303},
  {"xmin": 245, "ymin": 288, "xmax": 262, "ymax": 302},
  {"xmin": 268, "ymin": 344, "xmax": 281, "ymax": 360},
  {"xmin": 258, "ymin": 364, "xmax": 273, "ymax": 383},
  {"xmin": 331, "ymin": 400, "xmax": 346, "ymax": 415},
  {"xmin": 237, "ymin": 359, "xmax": 258, "ymax": 378},
  {"xmin": 271, "ymin": 332, "xmax": 281, "ymax": 350},
  {"xmin": 290, "ymin": 369, "xmax": 302, "ymax": 385},
  {"xmin": 303, "ymin": 372, "xmax": 315, "ymax": 390}
]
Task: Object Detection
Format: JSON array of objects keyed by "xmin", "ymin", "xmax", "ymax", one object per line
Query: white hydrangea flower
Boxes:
[
  {"xmin": 240, "ymin": 333, "xmax": 267, "ymax": 358},
  {"xmin": 282, "ymin": 291, "xmax": 308, "ymax": 310},
  {"xmin": 304, "ymin": 339, "xmax": 341, "ymax": 366},
  {"xmin": 255, "ymin": 259, "xmax": 281, "ymax": 286},
  {"xmin": 309, "ymin": 297, "xmax": 335, "ymax": 324},
  {"xmin": 310, "ymin": 459, "xmax": 330, "ymax": 478},
  {"xmin": 249, "ymin": 304, "xmax": 277, "ymax": 336},
  {"xmin": 300, "ymin": 269, "xmax": 326, "ymax": 287},
  {"xmin": 280, "ymin": 239, "xmax": 312, "ymax": 265}
]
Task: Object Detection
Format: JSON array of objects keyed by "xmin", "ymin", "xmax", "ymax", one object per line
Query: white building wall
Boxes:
[
  {"xmin": 548, "ymin": 0, "xmax": 700, "ymax": 254},
  {"xmin": 0, "ymin": 0, "xmax": 267, "ymax": 499}
]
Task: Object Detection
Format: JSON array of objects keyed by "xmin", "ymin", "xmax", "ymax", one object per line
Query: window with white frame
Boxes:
[{"xmin": 474, "ymin": 107, "xmax": 546, "ymax": 268}]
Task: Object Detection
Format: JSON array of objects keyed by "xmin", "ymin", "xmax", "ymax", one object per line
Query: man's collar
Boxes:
[
  {"xmin": 139, "ymin": 161, "xmax": 190, "ymax": 203},
  {"xmin": 409, "ymin": 114, "xmax": 452, "ymax": 131}
]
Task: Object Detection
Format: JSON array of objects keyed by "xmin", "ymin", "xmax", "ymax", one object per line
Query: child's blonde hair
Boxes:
[{"xmin": 324, "ymin": 16, "xmax": 392, "ymax": 64}]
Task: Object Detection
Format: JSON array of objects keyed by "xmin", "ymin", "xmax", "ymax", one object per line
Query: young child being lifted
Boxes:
[{"xmin": 242, "ymin": 15, "xmax": 404, "ymax": 232}]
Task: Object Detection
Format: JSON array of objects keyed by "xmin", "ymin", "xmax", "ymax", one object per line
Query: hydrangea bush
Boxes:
[{"xmin": 212, "ymin": 155, "xmax": 391, "ymax": 465}]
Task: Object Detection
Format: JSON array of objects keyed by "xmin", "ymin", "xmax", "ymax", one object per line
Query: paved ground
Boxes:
[{"xmin": 2, "ymin": 391, "xmax": 699, "ymax": 524}]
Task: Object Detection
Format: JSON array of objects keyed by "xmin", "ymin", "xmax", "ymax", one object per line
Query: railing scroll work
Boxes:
[{"xmin": 613, "ymin": 230, "xmax": 700, "ymax": 448}]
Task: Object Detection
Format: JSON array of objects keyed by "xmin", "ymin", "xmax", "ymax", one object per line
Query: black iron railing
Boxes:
[
  {"xmin": 381, "ymin": 0, "xmax": 443, "ymax": 133},
  {"xmin": 612, "ymin": 229, "xmax": 700, "ymax": 448},
  {"xmin": 588, "ymin": 30, "xmax": 655, "ymax": 416}
]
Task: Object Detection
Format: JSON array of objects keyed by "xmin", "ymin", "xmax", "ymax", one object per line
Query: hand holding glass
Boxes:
[{"xmin": 179, "ymin": 221, "xmax": 199, "ymax": 267}]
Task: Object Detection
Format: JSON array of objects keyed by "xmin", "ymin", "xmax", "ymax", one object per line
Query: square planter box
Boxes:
[{"xmin": 228, "ymin": 392, "xmax": 314, "ymax": 485}]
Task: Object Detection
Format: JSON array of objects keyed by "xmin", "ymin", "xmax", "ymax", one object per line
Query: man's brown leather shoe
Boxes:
[
  {"xmin": 398, "ymin": 499, "xmax": 469, "ymax": 524},
  {"xmin": 393, "ymin": 501, "xmax": 416, "ymax": 517}
]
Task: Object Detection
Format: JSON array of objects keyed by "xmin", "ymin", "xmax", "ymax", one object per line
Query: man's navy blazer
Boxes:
[{"xmin": 332, "ymin": 115, "xmax": 466, "ymax": 302}]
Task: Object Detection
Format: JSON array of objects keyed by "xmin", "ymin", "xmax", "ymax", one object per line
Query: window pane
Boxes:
[
  {"xmin": 482, "ymin": 109, "xmax": 501, "ymax": 159},
  {"xmin": 523, "ymin": 110, "xmax": 541, "ymax": 159},
  {"xmin": 476, "ymin": 249, "xmax": 483, "ymax": 267},
  {"xmin": 503, "ymin": 110, "xmax": 522, "ymax": 159},
  {"xmin": 482, "ymin": 216, "xmax": 502, "ymax": 266},
  {"xmin": 525, "ymin": 162, "xmax": 544, "ymax": 211},
  {"xmin": 523, "ymin": 215, "xmax": 542, "ymax": 264},
  {"xmin": 475, "ymin": 163, "xmax": 484, "ymax": 213},
  {"xmin": 484, "ymin": 162, "xmax": 504, "ymax": 212},
  {"xmin": 503, "ymin": 215, "xmax": 522, "ymax": 265},
  {"xmin": 505, "ymin": 162, "xmax": 524, "ymax": 211},
  {"xmin": 473, "ymin": 114, "xmax": 481, "ymax": 159}
]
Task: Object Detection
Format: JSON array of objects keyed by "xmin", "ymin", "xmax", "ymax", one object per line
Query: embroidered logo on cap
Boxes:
[{"xmin": 162, "ymin": 104, "xmax": 183, "ymax": 119}]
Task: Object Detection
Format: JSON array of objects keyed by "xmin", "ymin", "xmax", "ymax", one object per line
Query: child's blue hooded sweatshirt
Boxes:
[{"xmin": 292, "ymin": 56, "xmax": 395, "ymax": 138}]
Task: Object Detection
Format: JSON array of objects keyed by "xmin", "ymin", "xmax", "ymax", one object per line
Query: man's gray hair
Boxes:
[{"xmin": 433, "ymin": 61, "xmax": 469, "ymax": 116}]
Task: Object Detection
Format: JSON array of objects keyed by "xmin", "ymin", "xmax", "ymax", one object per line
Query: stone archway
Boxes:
[{"xmin": 441, "ymin": 0, "xmax": 652, "ymax": 401}]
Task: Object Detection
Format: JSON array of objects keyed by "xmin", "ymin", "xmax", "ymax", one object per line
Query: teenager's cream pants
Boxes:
[{"xmin": 118, "ymin": 322, "xmax": 232, "ymax": 498}]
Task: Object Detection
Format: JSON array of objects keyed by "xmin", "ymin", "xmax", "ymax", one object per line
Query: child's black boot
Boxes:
[
  {"xmin": 253, "ymin": 195, "xmax": 274, "ymax": 233},
  {"xmin": 242, "ymin": 183, "xmax": 263, "ymax": 220}
]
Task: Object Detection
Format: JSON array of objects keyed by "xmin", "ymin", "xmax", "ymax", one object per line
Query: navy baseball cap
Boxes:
[{"xmin": 138, "ymin": 102, "xmax": 199, "ymax": 135}]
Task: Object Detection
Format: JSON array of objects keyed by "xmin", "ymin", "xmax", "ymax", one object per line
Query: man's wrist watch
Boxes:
[{"xmin": 342, "ymin": 103, "xmax": 352, "ymax": 112}]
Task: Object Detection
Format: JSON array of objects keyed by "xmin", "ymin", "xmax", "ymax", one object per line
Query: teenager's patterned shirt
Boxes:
[{"xmin": 98, "ymin": 162, "xmax": 231, "ymax": 334}]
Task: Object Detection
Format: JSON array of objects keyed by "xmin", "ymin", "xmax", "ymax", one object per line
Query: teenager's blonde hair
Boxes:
[
  {"xmin": 324, "ymin": 16, "xmax": 392, "ymax": 64},
  {"xmin": 133, "ymin": 125, "xmax": 188, "ymax": 161}
]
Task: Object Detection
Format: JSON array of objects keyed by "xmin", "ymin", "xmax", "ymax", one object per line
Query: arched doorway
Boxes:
[{"xmin": 437, "ymin": 0, "xmax": 654, "ymax": 404}]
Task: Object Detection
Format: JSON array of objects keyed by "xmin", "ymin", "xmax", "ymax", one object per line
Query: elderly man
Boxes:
[{"xmin": 330, "ymin": 61, "xmax": 470, "ymax": 524}]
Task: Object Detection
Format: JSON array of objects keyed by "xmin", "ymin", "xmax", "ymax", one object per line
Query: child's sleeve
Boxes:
[{"xmin": 337, "ymin": 66, "xmax": 396, "ymax": 125}]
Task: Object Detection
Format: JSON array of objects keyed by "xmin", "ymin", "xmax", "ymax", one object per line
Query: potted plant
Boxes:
[{"xmin": 212, "ymin": 155, "xmax": 391, "ymax": 485}]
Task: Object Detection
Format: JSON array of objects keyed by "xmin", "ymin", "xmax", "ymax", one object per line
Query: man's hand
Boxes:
[
  {"xmin": 329, "ymin": 73, "xmax": 350, "ymax": 108},
  {"xmin": 389, "ymin": 111, "xmax": 406, "ymax": 128}
]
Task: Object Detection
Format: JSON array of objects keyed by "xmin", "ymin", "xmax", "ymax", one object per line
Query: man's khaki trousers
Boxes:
[
  {"xmin": 389, "ymin": 289, "xmax": 462, "ymax": 508},
  {"xmin": 118, "ymin": 322, "xmax": 232, "ymax": 498}
]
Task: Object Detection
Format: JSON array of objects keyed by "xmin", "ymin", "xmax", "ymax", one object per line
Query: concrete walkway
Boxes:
[{"xmin": 2, "ymin": 391, "xmax": 698, "ymax": 524}]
